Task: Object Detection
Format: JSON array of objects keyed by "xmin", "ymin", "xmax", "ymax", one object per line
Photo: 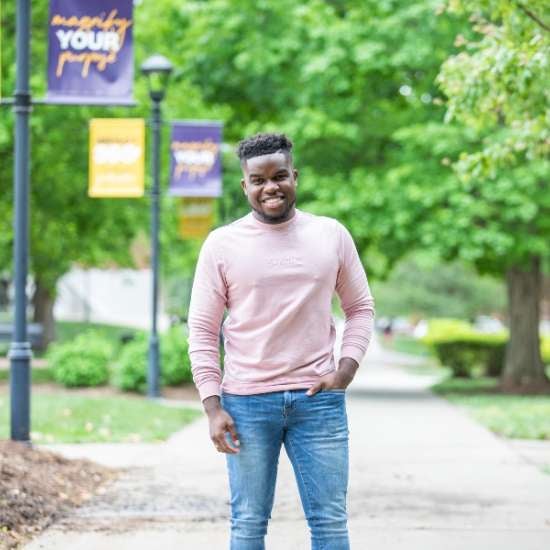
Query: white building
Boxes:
[{"xmin": 54, "ymin": 268, "xmax": 170, "ymax": 330}]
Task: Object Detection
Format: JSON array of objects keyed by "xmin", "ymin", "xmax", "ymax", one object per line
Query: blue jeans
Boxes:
[{"xmin": 221, "ymin": 389, "xmax": 350, "ymax": 550}]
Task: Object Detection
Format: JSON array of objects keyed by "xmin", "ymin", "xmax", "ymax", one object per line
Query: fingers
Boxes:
[
  {"xmin": 227, "ymin": 423, "xmax": 241, "ymax": 449},
  {"xmin": 212, "ymin": 423, "xmax": 240, "ymax": 454},
  {"xmin": 306, "ymin": 383, "xmax": 323, "ymax": 396},
  {"xmin": 212, "ymin": 433, "xmax": 238, "ymax": 454}
]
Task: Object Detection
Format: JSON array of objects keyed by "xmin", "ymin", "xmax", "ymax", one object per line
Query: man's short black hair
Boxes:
[{"xmin": 237, "ymin": 133, "xmax": 293, "ymax": 162}]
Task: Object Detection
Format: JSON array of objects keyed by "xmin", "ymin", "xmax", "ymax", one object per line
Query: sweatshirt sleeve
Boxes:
[
  {"xmin": 187, "ymin": 234, "xmax": 227, "ymax": 402},
  {"xmin": 335, "ymin": 222, "xmax": 375, "ymax": 366}
]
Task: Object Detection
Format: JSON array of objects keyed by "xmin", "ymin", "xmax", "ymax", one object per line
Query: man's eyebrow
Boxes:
[{"xmin": 248, "ymin": 168, "xmax": 289, "ymax": 178}]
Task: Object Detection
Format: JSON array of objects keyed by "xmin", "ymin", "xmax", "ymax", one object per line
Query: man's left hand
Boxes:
[{"xmin": 306, "ymin": 357, "xmax": 359, "ymax": 396}]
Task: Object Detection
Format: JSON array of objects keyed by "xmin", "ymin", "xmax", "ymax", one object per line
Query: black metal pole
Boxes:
[
  {"xmin": 148, "ymin": 94, "xmax": 162, "ymax": 398},
  {"xmin": 10, "ymin": 0, "xmax": 32, "ymax": 442}
]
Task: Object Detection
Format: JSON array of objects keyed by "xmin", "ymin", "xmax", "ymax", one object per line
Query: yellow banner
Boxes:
[
  {"xmin": 178, "ymin": 198, "xmax": 215, "ymax": 239},
  {"xmin": 89, "ymin": 118, "xmax": 144, "ymax": 197}
]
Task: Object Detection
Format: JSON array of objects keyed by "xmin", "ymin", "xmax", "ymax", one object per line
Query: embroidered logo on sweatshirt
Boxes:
[{"xmin": 267, "ymin": 256, "xmax": 300, "ymax": 268}]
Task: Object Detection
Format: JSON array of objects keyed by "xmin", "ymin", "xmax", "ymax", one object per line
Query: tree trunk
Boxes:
[
  {"xmin": 32, "ymin": 280, "xmax": 56, "ymax": 351},
  {"xmin": 500, "ymin": 256, "xmax": 550, "ymax": 393}
]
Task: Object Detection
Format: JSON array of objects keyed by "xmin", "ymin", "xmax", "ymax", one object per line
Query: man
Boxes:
[{"xmin": 188, "ymin": 133, "xmax": 374, "ymax": 549}]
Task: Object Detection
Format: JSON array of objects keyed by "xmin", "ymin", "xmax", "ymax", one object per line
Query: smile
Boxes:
[{"xmin": 262, "ymin": 196, "xmax": 285, "ymax": 206}]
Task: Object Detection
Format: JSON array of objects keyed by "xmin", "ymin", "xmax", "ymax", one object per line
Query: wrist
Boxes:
[
  {"xmin": 338, "ymin": 357, "xmax": 359, "ymax": 382},
  {"xmin": 203, "ymin": 395, "xmax": 222, "ymax": 416}
]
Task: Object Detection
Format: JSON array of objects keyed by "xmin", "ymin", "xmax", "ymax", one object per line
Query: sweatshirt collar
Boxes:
[{"xmin": 248, "ymin": 208, "xmax": 301, "ymax": 230}]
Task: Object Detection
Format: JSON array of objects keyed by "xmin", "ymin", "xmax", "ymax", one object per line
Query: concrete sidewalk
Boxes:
[{"xmin": 26, "ymin": 339, "xmax": 550, "ymax": 549}]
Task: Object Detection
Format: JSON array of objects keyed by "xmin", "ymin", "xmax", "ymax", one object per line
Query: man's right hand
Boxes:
[{"xmin": 203, "ymin": 396, "xmax": 240, "ymax": 454}]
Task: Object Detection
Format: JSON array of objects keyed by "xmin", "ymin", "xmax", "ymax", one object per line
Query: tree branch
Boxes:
[{"xmin": 517, "ymin": 3, "xmax": 550, "ymax": 33}]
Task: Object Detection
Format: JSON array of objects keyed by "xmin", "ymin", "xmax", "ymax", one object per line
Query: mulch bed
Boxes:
[{"xmin": 0, "ymin": 440, "xmax": 117, "ymax": 549}]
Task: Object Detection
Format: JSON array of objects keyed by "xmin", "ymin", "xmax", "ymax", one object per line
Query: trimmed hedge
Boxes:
[
  {"xmin": 423, "ymin": 318, "xmax": 550, "ymax": 378},
  {"xmin": 431, "ymin": 335, "xmax": 506, "ymax": 378},
  {"xmin": 112, "ymin": 325, "xmax": 192, "ymax": 393},
  {"xmin": 47, "ymin": 332, "xmax": 113, "ymax": 387},
  {"xmin": 421, "ymin": 318, "xmax": 475, "ymax": 346}
]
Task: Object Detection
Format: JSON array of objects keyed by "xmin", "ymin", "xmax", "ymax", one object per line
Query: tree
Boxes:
[
  {"xmin": 297, "ymin": 1, "xmax": 550, "ymax": 391},
  {"xmin": 135, "ymin": 0, "xmax": 464, "ymax": 267},
  {"xmin": 436, "ymin": 0, "xmax": 550, "ymax": 390},
  {"xmin": 132, "ymin": 0, "xmax": 467, "ymax": 309}
]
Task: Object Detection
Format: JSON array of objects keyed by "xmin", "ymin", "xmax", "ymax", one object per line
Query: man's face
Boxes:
[{"xmin": 240, "ymin": 152, "xmax": 298, "ymax": 224}]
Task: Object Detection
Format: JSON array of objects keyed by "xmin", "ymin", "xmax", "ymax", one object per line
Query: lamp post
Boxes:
[
  {"xmin": 10, "ymin": 0, "xmax": 32, "ymax": 442},
  {"xmin": 140, "ymin": 54, "xmax": 173, "ymax": 398}
]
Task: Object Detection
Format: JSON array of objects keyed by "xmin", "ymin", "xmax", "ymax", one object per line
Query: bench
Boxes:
[{"xmin": 0, "ymin": 323, "xmax": 45, "ymax": 349}]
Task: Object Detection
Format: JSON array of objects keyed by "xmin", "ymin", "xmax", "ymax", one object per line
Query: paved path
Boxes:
[{"xmin": 26, "ymin": 337, "xmax": 550, "ymax": 549}]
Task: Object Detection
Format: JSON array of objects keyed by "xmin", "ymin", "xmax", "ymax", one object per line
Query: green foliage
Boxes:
[
  {"xmin": 439, "ymin": 0, "xmax": 550, "ymax": 173},
  {"xmin": 47, "ymin": 333, "xmax": 112, "ymax": 387},
  {"xmin": 433, "ymin": 336, "xmax": 506, "ymax": 377},
  {"xmin": 132, "ymin": 0, "xmax": 467, "ymax": 278},
  {"xmin": 424, "ymin": 318, "xmax": 550, "ymax": 376},
  {"xmin": 433, "ymin": 0, "xmax": 550, "ymax": 272},
  {"xmin": 112, "ymin": 326, "xmax": 192, "ymax": 393},
  {"xmin": 421, "ymin": 318, "xmax": 478, "ymax": 345},
  {"xmin": 162, "ymin": 325, "xmax": 192, "ymax": 385},
  {"xmin": 423, "ymin": 318, "xmax": 505, "ymax": 376},
  {"xmin": 372, "ymin": 252, "xmax": 506, "ymax": 319},
  {"xmin": 112, "ymin": 333, "xmax": 148, "ymax": 393}
]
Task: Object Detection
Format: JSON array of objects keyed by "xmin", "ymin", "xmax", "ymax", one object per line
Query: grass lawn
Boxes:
[
  {"xmin": 432, "ymin": 377, "xmax": 550, "ymax": 440},
  {"xmin": 0, "ymin": 391, "xmax": 202, "ymax": 443}
]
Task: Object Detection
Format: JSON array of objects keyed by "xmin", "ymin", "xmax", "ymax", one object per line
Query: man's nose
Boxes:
[{"xmin": 265, "ymin": 179, "xmax": 279, "ymax": 191}]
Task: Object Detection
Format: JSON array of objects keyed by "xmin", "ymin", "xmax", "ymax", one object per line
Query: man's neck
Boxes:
[{"xmin": 251, "ymin": 207, "xmax": 296, "ymax": 225}]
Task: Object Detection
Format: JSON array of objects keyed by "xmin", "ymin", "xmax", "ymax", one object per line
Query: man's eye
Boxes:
[{"xmin": 252, "ymin": 180, "xmax": 263, "ymax": 185}]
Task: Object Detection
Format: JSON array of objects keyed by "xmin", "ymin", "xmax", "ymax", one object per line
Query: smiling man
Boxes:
[{"xmin": 188, "ymin": 133, "xmax": 375, "ymax": 550}]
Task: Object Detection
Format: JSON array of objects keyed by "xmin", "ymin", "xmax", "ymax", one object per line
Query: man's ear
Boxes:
[
  {"xmin": 240, "ymin": 178, "xmax": 247, "ymax": 195},
  {"xmin": 293, "ymin": 169, "xmax": 299, "ymax": 185}
]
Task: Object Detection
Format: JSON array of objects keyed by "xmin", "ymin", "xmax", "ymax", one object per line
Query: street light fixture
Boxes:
[{"xmin": 140, "ymin": 54, "xmax": 173, "ymax": 398}]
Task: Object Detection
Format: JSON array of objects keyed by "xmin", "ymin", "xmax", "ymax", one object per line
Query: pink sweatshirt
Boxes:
[{"xmin": 188, "ymin": 208, "xmax": 375, "ymax": 401}]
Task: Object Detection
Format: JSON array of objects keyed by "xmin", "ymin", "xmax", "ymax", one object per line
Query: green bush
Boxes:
[
  {"xmin": 111, "ymin": 333, "xmax": 148, "ymax": 393},
  {"xmin": 47, "ymin": 332, "xmax": 112, "ymax": 387},
  {"xmin": 112, "ymin": 326, "xmax": 192, "ymax": 393},
  {"xmin": 423, "ymin": 319, "xmax": 550, "ymax": 377},
  {"xmin": 162, "ymin": 326, "xmax": 192, "ymax": 385},
  {"xmin": 422, "ymin": 318, "xmax": 507, "ymax": 378},
  {"xmin": 421, "ymin": 318, "xmax": 477, "ymax": 346},
  {"xmin": 432, "ymin": 335, "xmax": 506, "ymax": 378}
]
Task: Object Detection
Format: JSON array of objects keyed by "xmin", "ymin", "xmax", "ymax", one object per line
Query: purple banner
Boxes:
[
  {"xmin": 169, "ymin": 122, "xmax": 223, "ymax": 197},
  {"xmin": 46, "ymin": 0, "xmax": 134, "ymax": 105}
]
